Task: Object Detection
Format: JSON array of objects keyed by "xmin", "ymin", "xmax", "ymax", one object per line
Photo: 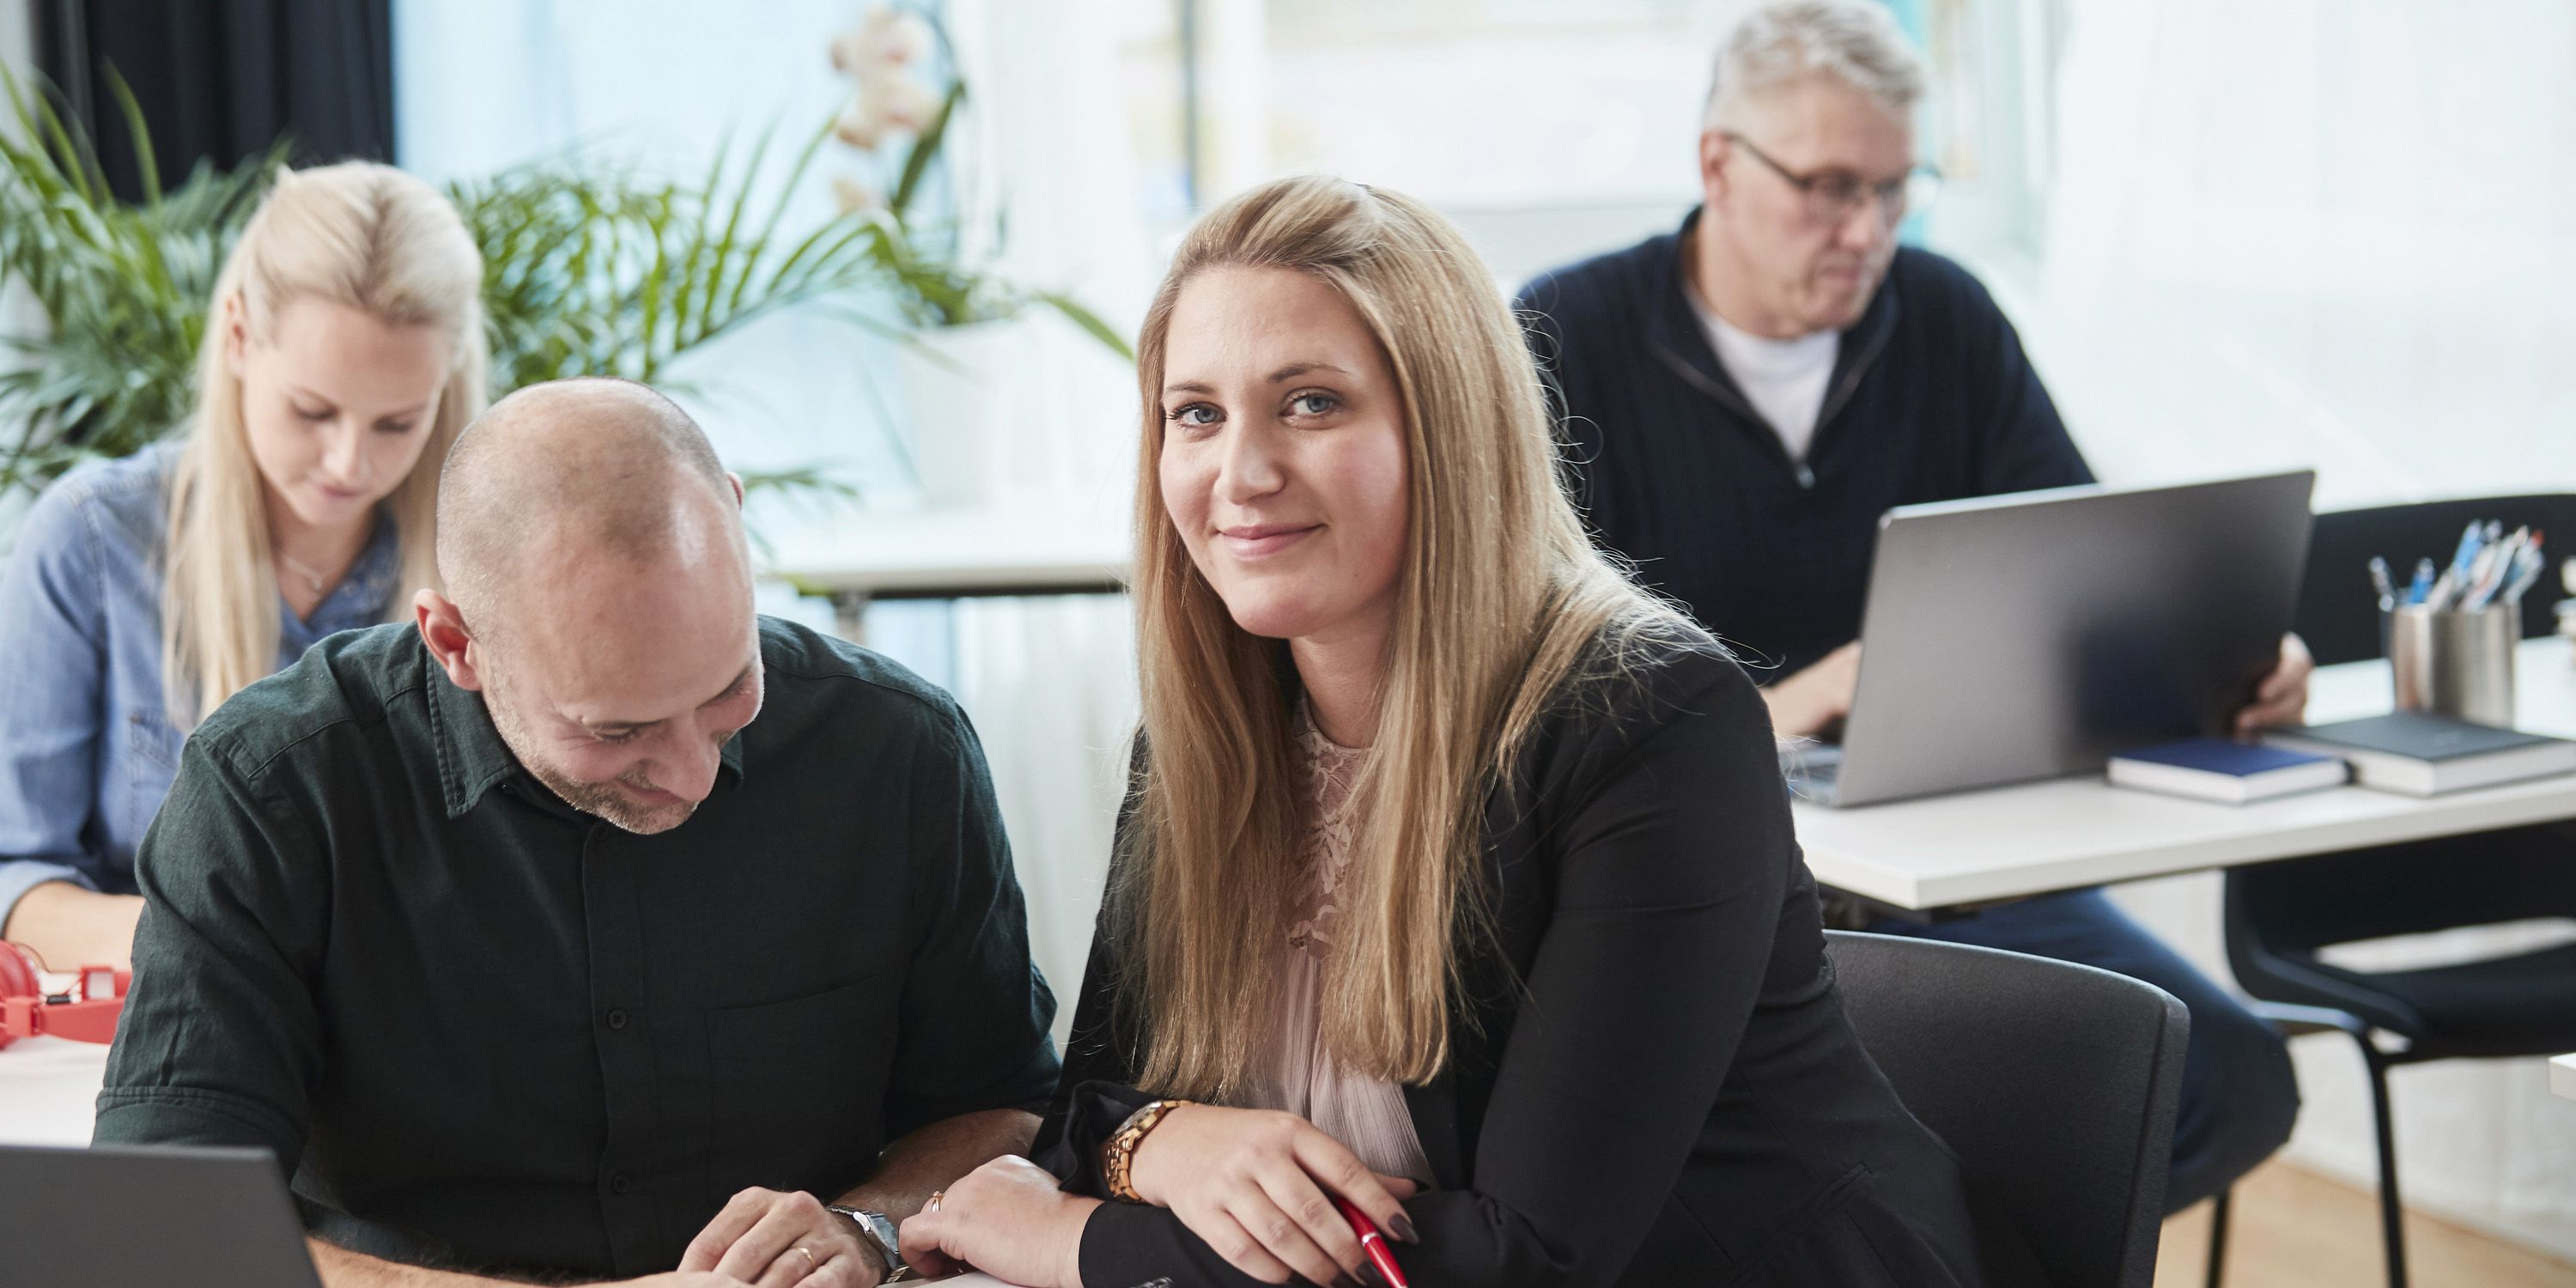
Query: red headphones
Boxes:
[{"xmin": 0, "ymin": 942, "xmax": 128, "ymax": 1051}]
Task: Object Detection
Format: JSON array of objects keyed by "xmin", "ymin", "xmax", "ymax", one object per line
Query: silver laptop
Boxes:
[
  {"xmin": 0, "ymin": 1144, "xmax": 323, "ymax": 1288},
  {"xmin": 1790, "ymin": 470, "xmax": 2315, "ymax": 807}
]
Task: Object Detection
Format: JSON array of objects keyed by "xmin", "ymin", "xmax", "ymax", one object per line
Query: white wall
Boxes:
[
  {"xmin": 0, "ymin": 1, "xmax": 27, "ymax": 88},
  {"xmin": 1991, "ymin": 0, "xmax": 2576, "ymax": 511}
]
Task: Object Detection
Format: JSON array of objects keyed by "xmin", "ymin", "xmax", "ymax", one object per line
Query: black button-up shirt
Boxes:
[{"xmin": 95, "ymin": 617, "xmax": 1060, "ymax": 1279}]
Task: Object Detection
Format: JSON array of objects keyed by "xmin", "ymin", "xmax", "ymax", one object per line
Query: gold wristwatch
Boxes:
[{"xmin": 1101, "ymin": 1098, "xmax": 1194, "ymax": 1203}]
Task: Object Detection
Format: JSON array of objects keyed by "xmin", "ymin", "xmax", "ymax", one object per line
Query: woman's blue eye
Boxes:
[
  {"xmin": 1167, "ymin": 404, "xmax": 1219, "ymax": 427},
  {"xmin": 1291, "ymin": 392, "xmax": 1338, "ymax": 416}
]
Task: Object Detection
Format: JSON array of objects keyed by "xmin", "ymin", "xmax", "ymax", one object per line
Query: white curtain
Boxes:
[
  {"xmin": 948, "ymin": 597, "xmax": 1138, "ymax": 1042},
  {"xmin": 2014, "ymin": 0, "xmax": 2576, "ymax": 1257},
  {"xmin": 2014, "ymin": 0, "xmax": 2576, "ymax": 510}
]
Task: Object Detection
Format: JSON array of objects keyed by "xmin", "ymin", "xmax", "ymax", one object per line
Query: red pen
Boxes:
[{"xmin": 1333, "ymin": 1194, "xmax": 1411, "ymax": 1288}]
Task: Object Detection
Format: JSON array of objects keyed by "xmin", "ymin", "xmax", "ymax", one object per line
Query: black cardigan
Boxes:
[
  {"xmin": 1515, "ymin": 212, "xmax": 2093, "ymax": 679},
  {"xmin": 1037, "ymin": 633, "xmax": 2041, "ymax": 1287}
]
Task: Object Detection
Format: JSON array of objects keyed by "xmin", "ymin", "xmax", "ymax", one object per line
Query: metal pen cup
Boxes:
[{"xmin": 2385, "ymin": 600, "xmax": 2519, "ymax": 727}]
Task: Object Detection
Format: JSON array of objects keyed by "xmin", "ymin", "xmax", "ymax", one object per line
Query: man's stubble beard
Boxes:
[{"xmin": 479, "ymin": 667, "xmax": 699, "ymax": 836}]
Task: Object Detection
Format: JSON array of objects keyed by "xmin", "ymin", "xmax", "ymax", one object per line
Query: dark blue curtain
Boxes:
[{"xmin": 36, "ymin": 0, "xmax": 396, "ymax": 199}]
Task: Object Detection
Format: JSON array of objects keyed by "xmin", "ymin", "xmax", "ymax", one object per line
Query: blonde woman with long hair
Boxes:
[
  {"xmin": 0, "ymin": 161, "xmax": 484, "ymax": 972},
  {"xmin": 900, "ymin": 176, "xmax": 2039, "ymax": 1287}
]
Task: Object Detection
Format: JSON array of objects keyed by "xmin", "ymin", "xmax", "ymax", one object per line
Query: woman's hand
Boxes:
[
  {"xmin": 897, "ymin": 1156, "xmax": 1098, "ymax": 1288},
  {"xmin": 1, "ymin": 883, "xmax": 145, "ymax": 973},
  {"xmin": 1129, "ymin": 1106, "xmax": 1419, "ymax": 1286}
]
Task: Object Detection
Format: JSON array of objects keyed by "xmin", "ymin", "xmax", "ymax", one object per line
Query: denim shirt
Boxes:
[{"xmin": 0, "ymin": 442, "xmax": 403, "ymax": 927}]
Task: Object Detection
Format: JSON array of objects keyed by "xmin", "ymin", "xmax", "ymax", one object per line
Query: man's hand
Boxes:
[
  {"xmin": 897, "ymin": 1156, "xmax": 1099, "ymax": 1288},
  {"xmin": 2234, "ymin": 633, "xmax": 2314, "ymax": 734},
  {"xmin": 1762, "ymin": 641, "xmax": 1863, "ymax": 739},
  {"xmin": 679, "ymin": 1188, "xmax": 880, "ymax": 1288}
]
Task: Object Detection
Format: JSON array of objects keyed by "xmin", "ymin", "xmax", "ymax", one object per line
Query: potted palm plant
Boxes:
[
  {"xmin": 0, "ymin": 53, "xmax": 1126, "ymax": 521},
  {"xmin": 823, "ymin": 4, "xmax": 1129, "ymax": 506}
]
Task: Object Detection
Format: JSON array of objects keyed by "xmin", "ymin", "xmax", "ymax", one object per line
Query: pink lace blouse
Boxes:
[{"xmin": 1241, "ymin": 709, "xmax": 1436, "ymax": 1184}]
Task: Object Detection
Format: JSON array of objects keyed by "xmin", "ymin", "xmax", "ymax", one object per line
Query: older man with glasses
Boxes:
[{"xmin": 1516, "ymin": 0, "xmax": 2305, "ymax": 1216}]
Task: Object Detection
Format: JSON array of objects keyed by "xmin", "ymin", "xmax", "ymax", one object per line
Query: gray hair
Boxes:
[{"xmin": 1704, "ymin": 0, "xmax": 1926, "ymax": 131}]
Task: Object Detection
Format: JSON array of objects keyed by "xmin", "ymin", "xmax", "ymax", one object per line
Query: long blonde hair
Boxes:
[
  {"xmin": 1121, "ymin": 176, "xmax": 1687, "ymax": 1097},
  {"xmin": 162, "ymin": 161, "xmax": 487, "ymax": 724}
]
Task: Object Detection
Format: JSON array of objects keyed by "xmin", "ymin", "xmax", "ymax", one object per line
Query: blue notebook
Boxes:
[{"xmin": 2107, "ymin": 738, "xmax": 2348, "ymax": 803}]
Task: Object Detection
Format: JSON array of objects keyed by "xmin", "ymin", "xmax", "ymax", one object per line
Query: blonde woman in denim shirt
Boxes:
[{"xmin": 0, "ymin": 161, "xmax": 485, "ymax": 971}]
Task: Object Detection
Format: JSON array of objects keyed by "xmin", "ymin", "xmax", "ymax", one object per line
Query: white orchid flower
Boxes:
[
  {"xmin": 860, "ymin": 70, "xmax": 942, "ymax": 134},
  {"xmin": 854, "ymin": 8, "xmax": 935, "ymax": 70}
]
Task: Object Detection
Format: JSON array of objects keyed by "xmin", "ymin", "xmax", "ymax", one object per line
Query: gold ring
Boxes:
[
  {"xmin": 794, "ymin": 1245, "xmax": 817, "ymax": 1277},
  {"xmin": 926, "ymin": 1189, "xmax": 946, "ymax": 1212}
]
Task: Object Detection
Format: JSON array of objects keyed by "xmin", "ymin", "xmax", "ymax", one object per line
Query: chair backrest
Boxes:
[
  {"xmin": 1825, "ymin": 930, "xmax": 2190, "ymax": 1288},
  {"xmin": 2296, "ymin": 494, "xmax": 2576, "ymax": 665}
]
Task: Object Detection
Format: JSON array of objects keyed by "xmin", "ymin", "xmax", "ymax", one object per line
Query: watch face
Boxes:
[{"xmin": 834, "ymin": 1206, "xmax": 907, "ymax": 1275}]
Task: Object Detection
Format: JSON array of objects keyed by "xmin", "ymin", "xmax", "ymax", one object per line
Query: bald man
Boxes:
[{"xmin": 96, "ymin": 380, "xmax": 1060, "ymax": 1288}]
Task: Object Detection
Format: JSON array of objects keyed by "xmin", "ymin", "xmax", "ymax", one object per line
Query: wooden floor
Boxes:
[{"xmin": 2154, "ymin": 1160, "xmax": 2576, "ymax": 1288}]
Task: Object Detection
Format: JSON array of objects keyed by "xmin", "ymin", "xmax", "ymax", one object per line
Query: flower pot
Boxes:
[{"xmin": 896, "ymin": 317, "xmax": 1030, "ymax": 506}]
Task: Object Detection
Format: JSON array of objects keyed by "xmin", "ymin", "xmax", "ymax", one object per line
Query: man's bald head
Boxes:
[
  {"xmin": 422, "ymin": 377, "xmax": 764, "ymax": 835},
  {"xmin": 436, "ymin": 377, "xmax": 741, "ymax": 634}
]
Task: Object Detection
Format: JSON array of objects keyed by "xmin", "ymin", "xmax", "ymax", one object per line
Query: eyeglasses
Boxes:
[{"xmin": 1722, "ymin": 132, "xmax": 1942, "ymax": 227}]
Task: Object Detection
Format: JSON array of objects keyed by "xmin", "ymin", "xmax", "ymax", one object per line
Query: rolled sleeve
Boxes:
[
  {"xmin": 883, "ymin": 706, "xmax": 1062, "ymax": 1136},
  {"xmin": 93, "ymin": 737, "xmax": 327, "ymax": 1171}
]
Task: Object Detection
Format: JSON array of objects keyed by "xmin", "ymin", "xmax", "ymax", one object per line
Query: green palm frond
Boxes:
[
  {"xmin": 450, "ymin": 116, "xmax": 892, "ymax": 397},
  {"xmin": 0, "ymin": 67, "xmax": 282, "ymax": 493}
]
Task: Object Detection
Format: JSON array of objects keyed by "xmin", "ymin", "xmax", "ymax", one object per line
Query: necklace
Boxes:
[{"xmin": 275, "ymin": 550, "xmax": 332, "ymax": 599}]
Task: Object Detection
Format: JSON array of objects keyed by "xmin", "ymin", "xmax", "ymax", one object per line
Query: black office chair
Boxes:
[
  {"xmin": 2296, "ymin": 494, "xmax": 2576, "ymax": 666},
  {"xmin": 1825, "ymin": 930, "xmax": 2190, "ymax": 1288},
  {"xmin": 2202, "ymin": 491, "xmax": 2576, "ymax": 1288},
  {"xmin": 2206, "ymin": 836, "xmax": 2576, "ymax": 1288}
]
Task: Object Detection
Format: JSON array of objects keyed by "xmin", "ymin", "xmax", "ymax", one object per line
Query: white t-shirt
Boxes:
[{"xmin": 1689, "ymin": 291, "xmax": 1839, "ymax": 463}]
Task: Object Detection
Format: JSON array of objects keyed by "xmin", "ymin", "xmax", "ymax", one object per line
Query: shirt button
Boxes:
[
  {"xmin": 611, "ymin": 1172, "xmax": 634, "ymax": 1194},
  {"xmin": 606, "ymin": 1008, "xmax": 629, "ymax": 1030}
]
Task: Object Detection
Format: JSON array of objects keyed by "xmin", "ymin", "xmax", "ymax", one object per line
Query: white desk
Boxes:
[
  {"xmin": 1795, "ymin": 636, "xmax": 2576, "ymax": 911},
  {"xmin": 2554, "ymin": 1054, "xmax": 2576, "ymax": 1103},
  {"xmin": 0, "ymin": 1035, "xmax": 108, "ymax": 1146},
  {"xmin": 758, "ymin": 494, "xmax": 1130, "ymax": 602}
]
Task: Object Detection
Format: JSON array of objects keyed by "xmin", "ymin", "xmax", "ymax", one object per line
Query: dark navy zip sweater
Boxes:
[{"xmin": 1517, "ymin": 210, "xmax": 2093, "ymax": 679}]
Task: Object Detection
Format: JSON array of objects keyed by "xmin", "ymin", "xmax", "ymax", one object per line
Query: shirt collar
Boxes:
[
  {"xmin": 1648, "ymin": 207, "xmax": 1903, "ymax": 440},
  {"xmin": 423, "ymin": 642, "xmax": 749, "ymax": 822}
]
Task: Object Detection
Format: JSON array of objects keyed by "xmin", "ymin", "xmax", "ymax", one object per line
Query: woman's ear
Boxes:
[{"xmin": 220, "ymin": 293, "xmax": 251, "ymax": 380}]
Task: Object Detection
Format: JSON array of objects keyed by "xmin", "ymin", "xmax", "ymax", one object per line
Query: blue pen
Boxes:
[
  {"xmin": 2408, "ymin": 558, "xmax": 2434, "ymax": 605},
  {"xmin": 2451, "ymin": 521, "xmax": 2485, "ymax": 577},
  {"xmin": 2500, "ymin": 547, "xmax": 2543, "ymax": 607}
]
